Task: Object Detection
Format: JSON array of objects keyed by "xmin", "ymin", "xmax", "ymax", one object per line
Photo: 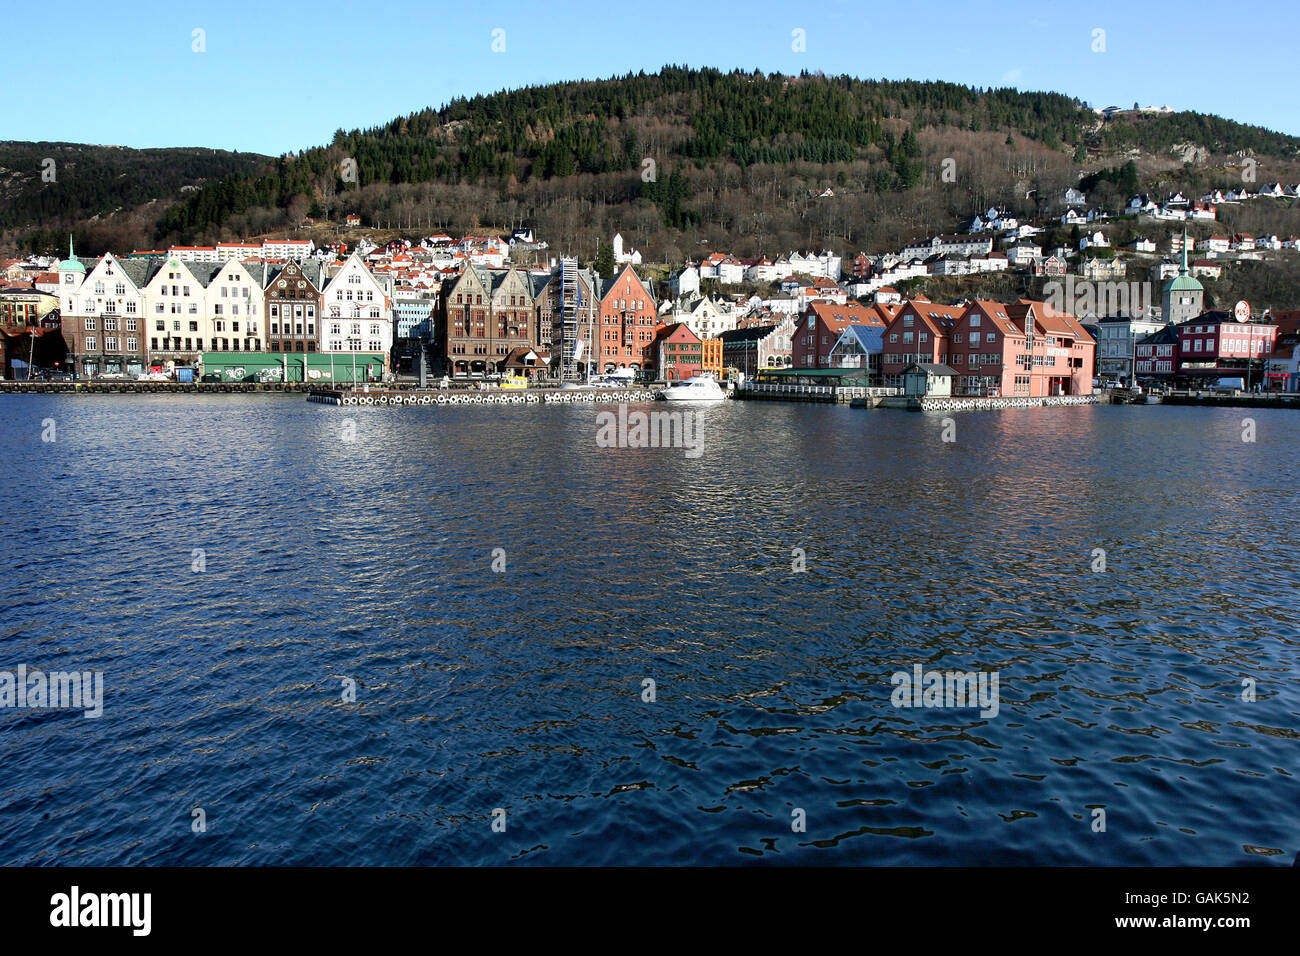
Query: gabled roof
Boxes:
[
  {"xmin": 719, "ymin": 323, "xmax": 780, "ymax": 344},
  {"xmin": 904, "ymin": 362, "xmax": 957, "ymax": 375},
  {"xmin": 891, "ymin": 299, "xmax": 965, "ymax": 336}
]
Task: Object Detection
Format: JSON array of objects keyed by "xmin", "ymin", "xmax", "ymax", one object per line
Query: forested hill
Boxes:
[
  {"xmin": 0, "ymin": 142, "xmax": 266, "ymax": 238},
  {"xmin": 9, "ymin": 67, "xmax": 1300, "ymax": 260}
]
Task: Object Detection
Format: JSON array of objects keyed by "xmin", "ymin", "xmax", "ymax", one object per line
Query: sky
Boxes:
[{"xmin": 3, "ymin": 0, "xmax": 1294, "ymax": 156}]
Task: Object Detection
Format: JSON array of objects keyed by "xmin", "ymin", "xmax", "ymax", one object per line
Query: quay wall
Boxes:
[{"xmin": 307, "ymin": 387, "xmax": 659, "ymax": 406}]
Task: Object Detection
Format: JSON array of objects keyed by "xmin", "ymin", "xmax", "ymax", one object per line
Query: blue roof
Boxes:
[{"xmin": 832, "ymin": 324, "xmax": 885, "ymax": 351}]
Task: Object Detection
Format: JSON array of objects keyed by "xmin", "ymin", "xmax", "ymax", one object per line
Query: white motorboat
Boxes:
[{"xmin": 656, "ymin": 374, "xmax": 726, "ymax": 402}]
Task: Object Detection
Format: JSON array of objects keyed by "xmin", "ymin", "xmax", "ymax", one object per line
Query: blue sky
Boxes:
[{"xmin": 4, "ymin": 0, "xmax": 1292, "ymax": 155}]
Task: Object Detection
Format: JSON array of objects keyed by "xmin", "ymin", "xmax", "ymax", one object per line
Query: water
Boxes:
[{"xmin": 0, "ymin": 395, "xmax": 1297, "ymax": 865}]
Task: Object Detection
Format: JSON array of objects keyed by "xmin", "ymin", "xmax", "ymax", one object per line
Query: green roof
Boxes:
[
  {"xmin": 59, "ymin": 237, "xmax": 85, "ymax": 273},
  {"xmin": 1164, "ymin": 274, "xmax": 1203, "ymax": 292}
]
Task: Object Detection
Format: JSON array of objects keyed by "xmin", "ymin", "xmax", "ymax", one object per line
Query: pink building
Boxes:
[{"xmin": 883, "ymin": 297, "xmax": 1095, "ymax": 396}]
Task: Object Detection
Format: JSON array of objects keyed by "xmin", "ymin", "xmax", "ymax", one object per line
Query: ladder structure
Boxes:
[{"xmin": 558, "ymin": 257, "xmax": 580, "ymax": 380}]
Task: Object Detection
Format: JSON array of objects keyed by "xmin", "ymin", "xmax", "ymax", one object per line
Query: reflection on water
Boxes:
[{"xmin": 0, "ymin": 395, "xmax": 1297, "ymax": 865}]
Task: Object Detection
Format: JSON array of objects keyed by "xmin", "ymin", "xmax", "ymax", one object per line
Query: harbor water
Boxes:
[{"xmin": 0, "ymin": 395, "xmax": 1296, "ymax": 865}]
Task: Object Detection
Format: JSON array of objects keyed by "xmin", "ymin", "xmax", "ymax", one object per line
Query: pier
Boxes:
[
  {"xmin": 0, "ymin": 380, "xmax": 322, "ymax": 395},
  {"xmin": 735, "ymin": 383, "xmax": 899, "ymax": 405},
  {"xmin": 307, "ymin": 386, "xmax": 658, "ymax": 406},
  {"xmin": 863, "ymin": 394, "xmax": 1102, "ymax": 412}
]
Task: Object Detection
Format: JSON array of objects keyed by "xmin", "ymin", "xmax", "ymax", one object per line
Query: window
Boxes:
[{"xmin": 84, "ymin": 317, "xmax": 96, "ymax": 331}]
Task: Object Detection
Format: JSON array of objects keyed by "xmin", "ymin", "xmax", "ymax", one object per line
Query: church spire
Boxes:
[{"xmin": 1180, "ymin": 226, "xmax": 1189, "ymax": 275}]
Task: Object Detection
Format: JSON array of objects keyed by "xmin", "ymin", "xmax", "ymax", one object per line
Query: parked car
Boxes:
[{"xmin": 1210, "ymin": 377, "xmax": 1245, "ymax": 392}]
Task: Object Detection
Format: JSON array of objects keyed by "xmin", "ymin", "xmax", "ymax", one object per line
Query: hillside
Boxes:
[
  {"xmin": 0, "ymin": 141, "xmax": 267, "ymax": 252},
  {"xmin": 6, "ymin": 67, "xmax": 1300, "ymax": 261}
]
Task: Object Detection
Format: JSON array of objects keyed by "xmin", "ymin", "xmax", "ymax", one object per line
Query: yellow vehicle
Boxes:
[{"xmin": 499, "ymin": 375, "xmax": 529, "ymax": 389}]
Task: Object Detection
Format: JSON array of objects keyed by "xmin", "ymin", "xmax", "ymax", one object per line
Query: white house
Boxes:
[
  {"xmin": 59, "ymin": 251, "xmax": 155, "ymax": 376},
  {"xmin": 744, "ymin": 257, "xmax": 788, "ymax": 283},
  {"xmin": 1127, "ymin": 195, "xmax": 1159, "ymax": 215},
  {"xmin": 674, "ymin": 296, "xmax": 738, "ymax": 339},
  {"xmin": 262, "ymin": 238, "xmax": 315, "ymax": 260},
  {"xmin": 612, "ymin": 233, "xmax": 642, "ymax": 265},
  {"xmin": 899, "ymin": 235, "xmax": 992, "ymax": 260},
  {"xmin": 1079, "ymin": 231, "xmax": 1110, "ymax": 251},
  {"xmin": 206, "ymin": 258, "xmax": 265, "ymax": 351},
  {"xmin": 969, "ymin": 251, "xmax": 1009, "ymax": 273},
  {"xmin": 321, "ymin": 254, "xmax": 393, "ymax": 357},
  {"xmin": 142, "ymin": 256, "xmax": 208, "ymax": 365},
  {"xmin": 670, "ymin": 266, "xmax": 701, "ymax": 298},
  {"xmin": 1006, "ymin": 243, "xmax": 1042, "ymax": 267}
]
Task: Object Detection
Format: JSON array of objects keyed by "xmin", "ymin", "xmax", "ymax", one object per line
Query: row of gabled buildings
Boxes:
[
  {"xmin": 876, "ymin": 297, "xmax": 1095, "ymax": 396},
  {"xmin": 48, "ymin": 242, "xmax": 394, "ymax": 378},
  {"xmin": 717, "ymin": 295, "xmax": 1097, "ymax": 398}
]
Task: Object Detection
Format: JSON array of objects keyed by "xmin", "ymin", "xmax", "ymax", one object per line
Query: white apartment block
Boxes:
[{"xmin": 320, "ymin": 254, "xmax": 393, "ymax": 354}]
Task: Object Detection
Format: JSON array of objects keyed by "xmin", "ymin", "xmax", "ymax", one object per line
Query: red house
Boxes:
[
  {"xmin": 1176, "ymin": 311, "xmax": 1276, "ymax": 386},
  {"xmin": 881, "ymin": 297, "xmax": 1095, "ymax": 395},
  {"xmin": 600, "ymin": 265, "xmax": 657, "ymax": 374},
  {"xmin": 648, "ymin": 322, "xmax": 702, "ymax": 381},
  {"xmin": 794, "ymin": 300, "xmax": 896, "ymax": 367},
  {"xmin": 880, "ymin": 300, "xmax": 965, "ymax": 385}
]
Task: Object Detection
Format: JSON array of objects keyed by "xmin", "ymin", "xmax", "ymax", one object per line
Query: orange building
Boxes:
[
  {"xmin": 700, "ymin": 337, "xmax": 722, "ymax": 377},
  {"xmin": 598, "ymin": 265, "xmax": 657, "ymax": 373}
]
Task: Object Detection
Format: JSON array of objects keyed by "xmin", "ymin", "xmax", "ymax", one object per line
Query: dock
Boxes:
[
  {"xmin": 307, "ymin": 386, "xmax": 658, "ymax": 406},
  {"xmin": 735, "ymin": 384, "xmax": 898, "ymax": 405},
  {"xmin": 855, "ymin": 394, "xmax": 1100, "ymax": 411},
  {"xmin": 0, "ymin": 381, "xmax": 321, "ymax": 395}
]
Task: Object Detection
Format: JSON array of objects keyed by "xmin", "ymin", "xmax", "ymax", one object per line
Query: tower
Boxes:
[{"xmin": 1161, "ymin": 227, "xmax": 1203, "ymax": 325}]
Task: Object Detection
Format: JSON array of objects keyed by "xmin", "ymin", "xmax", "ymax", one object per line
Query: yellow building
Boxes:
[{"xmin": 701, "ymin": 337, "xmax": 722, "ymax": 378}]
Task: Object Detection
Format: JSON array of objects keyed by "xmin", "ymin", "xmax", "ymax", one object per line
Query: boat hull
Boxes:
[{"xmin": 657, "ymin": 389, "xmax": 725, "ymax": 402}]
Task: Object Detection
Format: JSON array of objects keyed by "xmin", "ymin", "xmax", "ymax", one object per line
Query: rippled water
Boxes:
[{"xmin": 0, "ymin": 395, "xmax": 1297, "ymax": 865}]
